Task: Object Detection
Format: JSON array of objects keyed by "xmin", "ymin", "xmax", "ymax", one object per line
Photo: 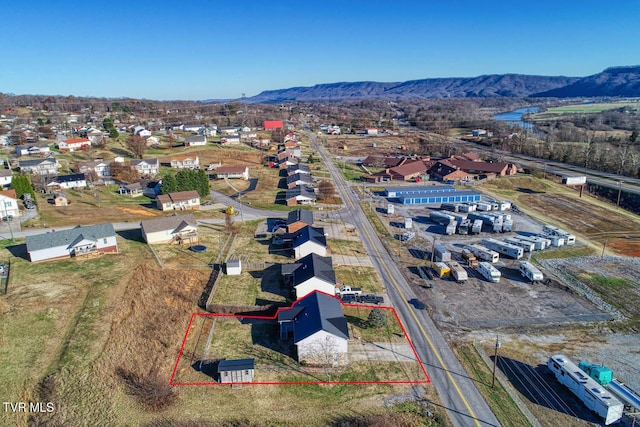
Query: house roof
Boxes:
[
  {"xmin": 292, "ymin": 253, "xmax": 335, "ymax": 286},
  {"xmin": 156, "ymin": 190, "xmax": 200, "ymax": 204},
  {"xmin": 47, "ymin": 173, "xmax": 86, "ymax": 184},
  {"xmin": 287, "ymin": 209, "xmax": 314, "ymax": 226},
  {"xmin": 215, "ymin": 165, "xmax": 247, "ymax": 174},
  {"xmin": 140, "ymin": 214, "xmax": 197, "ymax": 234},
  {"xmin": 131, "ymin": 158, "xmax": 159, "ymax": 167},
  {"xmin": 226, "ymin": 259, "xmax": 241, "ymax": 268},
  {"xmin": 286, "ymin": 186, "xmax": 316, "ymax": 201},
  {"xmin": 287, "ymin": 163, "xmax": 310, "ymax": 174},
  {"xmin": 287, "ymin": 173, "xmax": 312, "ymax": 185},
  {"xmin": 19, "ymin": 157, "xmax": 57, "ymax": 167},
  {"xmin": 0, "ymin": 189, "xmax": 17, "ymax": 199},
  {"xmin": 389, "ymin": 159, "xmax": 429, "ymax": 177},
  {"xmin": 79, "ymin": 159, "xmax": 108, "ymax": 169},
  {"xmin": 0, "ymin": 169, "xmax": 12, "ymax": 177},
  {"xmin": 26, "ymin": 223, "xmax": 116, "ymax": 252},
  {"xmin": 185, "ymin": 135, "xmax": 206, "ymax": 144},
  {"xmin": 292, "ymin": 226, "xmax": 326, "ymax": 249},
  {"xmin": 63, "ymin": 138, "xmax": 90, "ymax": 144},
  {"xmin": 283, "ymin": 291, "xmax": 349, "ymax": 343},
  {"xmin": 448, "ymin": 159, "xmax": 511, "ymax": 174},
  {"xmin": 217, "ymin": 358, "xmax": 255, "ymax": 372},
  {"xmin": 171, "ymin": 155, "xmax": 199, "ymax": 162}
]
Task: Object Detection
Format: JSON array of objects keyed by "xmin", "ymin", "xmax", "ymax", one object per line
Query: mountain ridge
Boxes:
[{"xmin": 245, "ymin": 66, "xmax": 640, "ymax": 102}]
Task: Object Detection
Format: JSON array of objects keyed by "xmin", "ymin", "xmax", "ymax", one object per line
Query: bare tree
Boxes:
[
  {"xmin": 126, "ymin": 134, "xmax": 147, "ymax": 158},
  {"xmin": 301, "ymin": 335, "xmax": 343, "ymax": 380}
]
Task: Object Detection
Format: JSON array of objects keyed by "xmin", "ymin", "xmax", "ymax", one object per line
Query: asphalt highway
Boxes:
[{"xmin": 304, "ymin": 123, "xmax": 500, "ymax": 427}]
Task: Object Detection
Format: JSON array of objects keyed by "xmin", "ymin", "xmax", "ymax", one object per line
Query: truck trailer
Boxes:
[
  {"xmin": 429, "ymin": 211, "xmax": 455, "ymax": 225},
  {"xmin": 515, "ymin": 234, "xmax": 548, "ymax": 250},
  {"xmin": 461, "ymin": 249, "xmax": 479, "ymax": 267},
  {"xmin": 504, "ymin": 237, "xmax": 535, "ymax": 252}
]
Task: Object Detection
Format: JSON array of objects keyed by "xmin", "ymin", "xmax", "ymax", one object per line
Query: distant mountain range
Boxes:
[{"xmin": 245, "ymin": 66, "xmax": 640, "ymax": 102}]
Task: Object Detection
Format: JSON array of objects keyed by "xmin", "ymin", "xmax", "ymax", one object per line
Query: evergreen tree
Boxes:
[
  {"xmin": 196, "ymin": 169, "xmax": 210, "ymax": 197},
  {"xmin": 11, "ymin": 174, "xmax": 36, "ymax": 201},
  {"xmin": 160, "ymin": 173, "xmax": 178, "ymax": 194},
  {"xmin": 367, "ymin": 308, "xmax": 387, "ymax": 329}
]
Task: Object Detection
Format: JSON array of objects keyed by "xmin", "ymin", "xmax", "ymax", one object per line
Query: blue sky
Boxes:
[{"xmin": 2, "ymin": 1, "xmax": 639, "ymax": 100}]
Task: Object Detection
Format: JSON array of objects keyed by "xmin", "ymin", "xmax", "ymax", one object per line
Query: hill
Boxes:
[
  {"xmin": 532, "ymin": 66, "xmax": 640, "ymax": 97},
  {"xmin": 247, "ymin": 74, "xmax": 580, "ymax": 103}
]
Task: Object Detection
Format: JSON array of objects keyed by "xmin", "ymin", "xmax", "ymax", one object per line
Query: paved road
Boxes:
[{"xmin": 304, "ymin": 123, "xmax": 500, "ymax": 427}]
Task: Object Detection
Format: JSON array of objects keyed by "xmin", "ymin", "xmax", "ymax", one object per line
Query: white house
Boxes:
[
  {"xmin": 0, "ymin": 169, "xmax": 12, "ymax": 189},
  {"xmin": 292, "ymin": 226, "xmax": 326, "ymax": 259},
  {"xmin": 45, "ymin": 173, "xmax": 87, "ymax": 190},
  {"xmin": 79, "ymin": 159, "xmax": 111, "ymax": 178},
  {"xmin": 140, "ymin": 214, "xmax": 198, "ymax": 244},
  {"xmin": 220, "ymin": 135, "xmax": 240, "ymax": 145},
  {"xmin": 131, "ymin": 158, "xmax": 159, "ymax": 177},
  {"xmin": 170, "ymin": 155, "xmax": 200, "ymax": 169},
  {"xmin": 214, "ymin": 165, "xmax": 249, "ymax": 180},
  {"xmin": 156, "ymin": 190, "xmax": 200, "ymax": 211},
  {"xmin": 183, "ymin": 124, "xmax": 204, "ymax": 133},
  {"xmin": 58, "ymin": 138, "xmax": 91, "ymax": 152},
  {"xmin": 25, "ymin": 223, "xmax": 118, "ymax": 262},
  {"xmin": 277, "ymin": 291, "xmax": 349, "ymax": 365},
  {"xmin": 18, "ymin": 157, "xmax": 60, "ymax": 175},
  {"xmin": 287, "ymin": 253, "xmax": 336, "ymax": 300},
  {"xmin": 0, "ymin": 190, "xmax": 21, "ymax": 219},
  {"xmin": 184, "ymin": 135, "xmax": 207, "ymax": 147},
  {"xmin": 219, "ymin": 126, "xmax": 239, "ymax": 135},
  {"xmin": 16, "ymin": 143, "xmax": 51, "ymax": 156}
]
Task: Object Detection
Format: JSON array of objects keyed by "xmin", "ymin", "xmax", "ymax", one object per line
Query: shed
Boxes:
[
  {"xmin": 226, "ymin": 259, "xmax": 242, "ymax": 275},
  {"xmin": 217, "ymin": 358, "xmax": 255, "ymax": 383}
]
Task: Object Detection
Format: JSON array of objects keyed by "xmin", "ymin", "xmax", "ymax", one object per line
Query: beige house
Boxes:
[
  {"xmin": 156, "ymin": 190, "xmax": 200, "ymax": 211},
  {"xmin": 140, "ymin": 214, "xmax": 198, "ymax": 244},
  {"xmin": 170, "ymin": 155, "xmax": 200, "ymax": 169}
]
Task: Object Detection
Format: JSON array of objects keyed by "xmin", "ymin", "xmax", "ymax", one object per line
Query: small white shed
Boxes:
[{"xmin": 226, "ymin": 259, "xmax": 242, "ymax": 275}]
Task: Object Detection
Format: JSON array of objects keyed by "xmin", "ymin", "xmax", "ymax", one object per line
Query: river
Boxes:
[{"xmin": 493, "ymin": 106, "xmax": 539, "ymax": 131}]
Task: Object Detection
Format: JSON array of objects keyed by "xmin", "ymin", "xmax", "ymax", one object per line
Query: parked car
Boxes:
[
  {"xmin": 2, "ymin": 215, "xmax": 13, "ymax": 222},
  {"xmin": 358, "ymin": 294, "xmax": 384, "ymax": 305}
]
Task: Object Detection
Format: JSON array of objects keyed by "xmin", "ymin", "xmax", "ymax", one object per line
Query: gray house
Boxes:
[{"xmin": 25, "ymin": 223, "xmax": 118, "ymax": 262}]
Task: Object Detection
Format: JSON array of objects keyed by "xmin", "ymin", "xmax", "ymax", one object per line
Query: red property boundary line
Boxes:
[{"xmin": 170, "ymin": 300, "xmax": 431, "ymax": 386}]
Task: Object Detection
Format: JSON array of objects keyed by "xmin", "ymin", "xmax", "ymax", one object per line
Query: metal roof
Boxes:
[
  {"xmin": 287, "ymin": 209, "xmax": 314, "ymax": 226},
  {"xmin": 140, "ymin": 214, "xmax": 197, "ymax": 234},
  {"xmin": 292, "ymin": 253, "xmax": 335, "ymax": 286},
  {"xmin": 292, "ymin": 226, "xmax": 326, "ymax": 249},
  {"xmin": 26, "ymin": 223, "xmax": 116, "ymax": 252},
  {"xmin": 287, "ymin": 291, "xmax": 349, "ymax": 343},
  {"xmin": 217, "ymin": 358, "xmax": 255, "ymax": 372}
]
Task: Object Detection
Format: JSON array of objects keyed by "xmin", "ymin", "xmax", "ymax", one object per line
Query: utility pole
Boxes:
[
  {"xmin": 616, "ymin": 181, "xmax": 623, "ymax": 209},
  {"xmin": 492, "ymin": 335, "xmax": 501, "ymax": 388}
]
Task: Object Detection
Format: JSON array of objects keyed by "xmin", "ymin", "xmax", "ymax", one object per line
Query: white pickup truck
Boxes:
[{"xmin": 335, "ymin": 285, "xmax": 362, "ymax": 297}]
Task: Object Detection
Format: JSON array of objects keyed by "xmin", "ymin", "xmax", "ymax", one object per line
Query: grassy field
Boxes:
[
  {"xmin": 532, "ymin": 101, "xmax": 640, "ymax": 116},
  {"xmin": 335, "ymin": 265, "xmax": 385, "ymax": 294}
]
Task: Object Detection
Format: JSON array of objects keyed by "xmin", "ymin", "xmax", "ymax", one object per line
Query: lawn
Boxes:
[
  {"xmin": 334, "ymin": 265, "xmax": 385, "ymax": 294},
  {"xmin": 532, "ymin": 101, "xmax": 640, "ymax": 116}
]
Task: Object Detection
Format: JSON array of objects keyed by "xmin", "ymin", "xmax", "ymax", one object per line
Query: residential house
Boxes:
[
  {"xmin": 202, "ymin": 124, "xmax": 217, "ymax": 137},
  {"xmin": 285, "ymin": 186, "xmax": 316, "ymax": 206},
  {"xmin": 145, "ymin": 136, "xmax": 160, "ymax": 147},
  {"xmin": 219, "ymin": 126, "xmax": 239, "ymax": 135},
  {"xmin": 143, "ymin": 180, "xmax": 162, "ymax": 198},
  {"xmin": 220, "ymin": 134, "xmax": 240, "ymax": 145},
  {"xmin": 25, "ymin": 223, "xmax": 118, "ymax": 262},
  {"xmin": 78, "ymin": 159, "xmax": 111, "ymax": 179},
  {"xmin": 53, "ymin": 193, "xmax": 69, "ymax": 206},
  {"xmin": 279, "ymin": 159, "xmax": 298, "ymax": 169},
  {"xmin": 133, "ymin": 126, "xmax": 152, "ymax": 137},
  {"xmin": 184, "ymin": 135, "xmax": 207, "ymax": 147},
  {"xmin": 170, "ymin": 155, "xmax": 200, "ymax": 169},
  {"xmin": 58, "ymin": 137, "xmax": 91, "ymax": 152},
  {"xmin": 16, "ymin": 143, "xmax": 51, "ymax": 157},
  {"xmin": 183, "ymin": 124, "xmax": 204, "ymax": 133},
  {"xmin": 156, "ymin": 190, "xmax": 200, "ymax": 211},
  {"xmin": 214, "ymin": 166, "xmax": 249, "ymax": 180},
  {"xmin": 286, "ymin": 209, "xmax": 314, "ymax": 233},
  {"xmin": 284, "ymin": 140, "xmax": 297, "ymax": 150},
  {"xmin": 0, "ymin": 189, "xmax": 20, "ymax": 219},
  {"xmin": 217, "ymin": 358, "xmax": 254, "ymax": 383},
  {"xmin": 287, "ymin": 164, "xmax": 311, "ymax": 176},
  {"xmin": 287, "ymin": 173, "xmax": 313, "ymax": 189},
  {"xmin": 240, "ymin": 130, "xmax": 257, "ymax": 140},
  {"xmin": 18, "ymin": 157, "xmax": 60, "ymax": 175},
  {"xmin": 131, "ymin": 158, "xmax": 159, "ymax": 177},
  {"xmin": 277, "ymin": 291, "xmax": 349, "ymax": 364},
  {"xmin": 386, "ymin": 160, "xmax": 429, "ymax": 181},
  {"xmin": 140, "ymin": 214, "xmax": 198, "ymax": 245},
  {"xmin": 46, "ymin": 173, "xmax": 87, "ymax": 190},
  {"xmin": 292, "ymin": 226, "xmax": 326, "ymax": 259},
  {"xmin": 284, "ymin": 253, "xmax": 336, "ymax": 299},
  {"xmin": 118, "ymin": 182, "xmax": 144, "ymax": 197},
  {"xmin": 0, "ymin": 169, "xmax": 12, "ymax": 189}
]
